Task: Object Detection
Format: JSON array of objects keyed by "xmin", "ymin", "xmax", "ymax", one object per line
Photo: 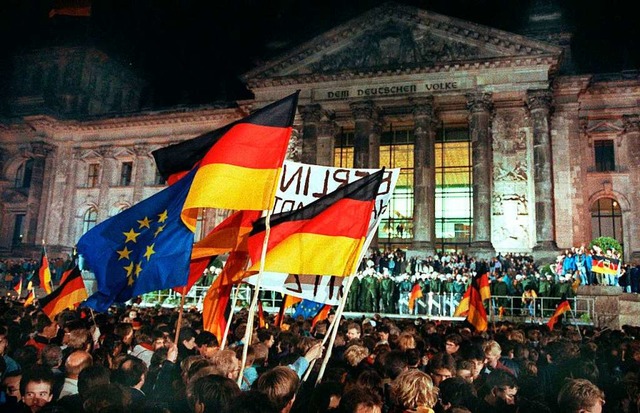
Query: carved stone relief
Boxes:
[{"xmin": 309, "ymin": 22, "xmax": 487, "ymax": 73}]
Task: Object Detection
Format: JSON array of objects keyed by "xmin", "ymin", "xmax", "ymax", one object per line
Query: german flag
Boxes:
[
  {"xmin": 258, "ymin": 301, "xmax": 266, "ymax": 328},
  {"xmin": 13, "ymin": 276, "xmax": 22, "ymax": 296},
  {"xmin": 274, "ymin": 295, "xmax": 302, "ymax": 327},
  {"xmin": 466, "ymin": 286, "xmax": 488, "ymax": 332},
  {"xmin": 39, "ymin": 246, "xmax": 53, "ymax": 294},
  {"xmin": 312, "ymin": 304, "xmax": 332, "ymax": 328},
  {"xmin": 24, "ymin": 289, "xmax": 35, "ymax": 307},
  {"xmin": 59, "ymin": 248, "xmax": 78, "ymax": 285},
  {"xmin": 152, "ymin": 93, "xmax": 299, "ymax": 231},
  {"xmin": 454, "ymin": 263, "xmax": 491, "ymax": 317},
  {"xmin": 39, "ymin": 266, "xmax": 87, "ymax": 321},
  {"xmin": 547, "ymin": 298, "xmax": 571, "ymax": 330},
  {"xmin": 408, "ymin": 283, "xmax": 423, "ymax": 313},
  {"xmin": 247, "ymin": 169, "xmax": 383, "ymax": 277},
  {"xmin": 591, "ymin": 255, "xmax": 620, "ymax": 276},
  {"xmin": 202, "ymin": 251, "xmax": 251, "ymax": 342}
]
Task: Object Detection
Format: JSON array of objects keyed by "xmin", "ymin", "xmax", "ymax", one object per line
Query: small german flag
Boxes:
[
  {"xmin": 547, "ymin": 298, "xmax": 571, "ymax": 331},
  {"xmin": 408, "ymin": 283, "xmax": 423, "ymax": 313},
  {"xmin": 39, "ymin": 266, "xmax": 87, "ymax": 320}
]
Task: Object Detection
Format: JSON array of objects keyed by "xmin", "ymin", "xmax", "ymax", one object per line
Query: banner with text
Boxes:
[{"xmin": 245, "ymin": 161, "xmax": 399, "ymax": 305}]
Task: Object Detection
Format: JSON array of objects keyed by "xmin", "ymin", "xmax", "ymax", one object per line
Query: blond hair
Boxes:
[
  {"xmin": 390, "ymin": 369, "xmax": 438, "ymax": 410},
  {"xmin": 343, "ymin": 345, "xmax": 370, "ymax": 367}
]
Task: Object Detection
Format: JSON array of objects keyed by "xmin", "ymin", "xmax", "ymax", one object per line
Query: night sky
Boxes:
[{"xmin": 1, "ymin": 0, "xmax": 638, "ymax": 107}]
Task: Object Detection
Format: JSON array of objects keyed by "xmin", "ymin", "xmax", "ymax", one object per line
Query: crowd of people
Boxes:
[{"xmin": 1, "ymin": 294, "xmax": 638, "ymax": 413}]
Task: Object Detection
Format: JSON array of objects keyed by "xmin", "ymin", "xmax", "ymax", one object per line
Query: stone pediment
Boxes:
[
  {"xmin": 2, "ymin": 188, "xmax": 28, "ymax": 204},
  {"xmin": 244, "ymin": 2, "xmax": 562, "ymax": 87},
  {"xmin": 584, "ymin": 120, "xmax": 625, "ymax": 136}
]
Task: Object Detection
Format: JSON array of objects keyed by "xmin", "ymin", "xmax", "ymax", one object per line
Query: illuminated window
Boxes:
[
  {"xmin": 591, "ymin": 198, "xmax": 622, "ymax": 243},
  {"xmin": 435, "ymin": 128, "xmax": 472, "ymax": 251},
  {"xmin": 378, "ymin": 127, "xmax": 414, "ymax": 244},
  {"xmin": 82, "ymin": 208, "xmax": 98, "ymax": 234},
  {"xmin": 87, "ymin": 163, "xmax": 100, "ymax": 188},
  {"xmin": 334, "ymin": 130, "xmax": 354, "ymax": 168}
]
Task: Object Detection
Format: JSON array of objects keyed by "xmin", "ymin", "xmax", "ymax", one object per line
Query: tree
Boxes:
[{"xmin": 589, "ymin": 236, "xmax": 622, "ymax": 255}]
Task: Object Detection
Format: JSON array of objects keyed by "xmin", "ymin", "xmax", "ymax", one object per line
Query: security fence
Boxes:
[{"xmin": 140, "ymin": 287, "xmax": 595, "ymax": 325}]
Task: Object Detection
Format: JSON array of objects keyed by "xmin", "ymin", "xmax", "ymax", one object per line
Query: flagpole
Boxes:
[
  {"xmin": 238, "ymin": 207, "xmax": 275, "ymax": 387},
  {"xmin": 220, "ymin": 283, "xmax": 241, "ymax": 350},
  {"xmin": 174, "ymin": 287, "xmax": 187, "ymax": 345},
  {"xmin": 568, "ymin": 298, "xmax": 582, "ymax": 340},
  {"xmin": 302, "ymin": 303, "xmax": 338, "ymax": 383}
]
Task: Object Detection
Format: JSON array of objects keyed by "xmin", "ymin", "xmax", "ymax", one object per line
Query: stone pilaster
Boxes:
[
  {"xmin": 350, "ymin": 101, "xmax": 380, "ymax": 169},
  {"xmin": 317, "ymin": 114, "xmax": 337, "ymax": 167},
  {"xmin": 97, "ymin": 145, "xmax": 116, "ymax": 222},
  {"xmin": 132, "ymin": 144, "xmax": 149, "ymax": 204},
  {"xmin": 467, "ymin": 93, "xmax": 495, "ymax": 258},
  {"xmin": 63, "ymin": 148, "xmax": 82, "ymax": 246},
  {"xmin": 411, "ymin": 97, "xmax": 436, "ymax": 254},
  {"xmin": 623, "ymin": 115, "xmax": 640, "ymax": 262},
  {"xmin": 25, "ymin": 142, "xmax": 54, "ymax": 245},
  {"xmin": 299, "ymin": 104, "xmax": 322, "ymax": 165},
  {"xmin": 527, "ymin": 89, "xmax": 557, "ymax": 252}
]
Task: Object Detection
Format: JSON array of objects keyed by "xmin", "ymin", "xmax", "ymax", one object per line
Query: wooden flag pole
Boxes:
[
  {"xmin": 220, "ymin": 283, "xmax": 241, "ymax": 350},
  {"xmin": 302, "ymin": 306, "xmax": 339, "ymax": 383},
  {"xmin": 568, "ymin": 299, "xmax": 582, "ymax": 340},
  {"xmin": 173, "ymin": 287, "xmax": 187, "ymax": 345},
  {"xmin": 238, "ymin": 207, "xmax": 274, "ymax": 387}
]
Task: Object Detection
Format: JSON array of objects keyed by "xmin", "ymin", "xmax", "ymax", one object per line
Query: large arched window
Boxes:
[
  {"xmin": 590, "ymin": 198, "xmax": 623, "ymax": 244},
  {"xmin": 82, "ymin": 208, "xmax": 98, "ymax": 234}
]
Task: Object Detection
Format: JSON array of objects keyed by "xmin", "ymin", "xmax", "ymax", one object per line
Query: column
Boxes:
[
  {"xmin": 299, "ymin": 105, "xmax": 321, "ymax": 165},
  {"xmin": 25, "ymin": 142, "xmax": 54, "ymax": 245},
  {"xmin": 63, "ymin": 148, "xmax": 82, "ymax": 246},
  {"xmin": 527, "ymin": 89, "xmax": 557, "ymax": 250},
  {"xmin": 97, "ymin": 145, "xmax": 116, "ymax": 222},
  {"xmin": 317, "ymin": 115, "xmax": 337, "ymax": 167},
  {"xmin": 132, "ymin": 144, "xmax": 149, "ymax": 204},
  {"xmin": 411, "ymin": 97, "xmax": 436, "ymax": 254},
  {"xmin": 350, "ymin": 100, "xmax": 380, "ymax": 169},
  {"xmin": 623, "ymin": 115, "xmax": 640, "ymax": 262},
  {"xmin": 467, "ymin": 92, "xmax": 495, "ymax": 256}
]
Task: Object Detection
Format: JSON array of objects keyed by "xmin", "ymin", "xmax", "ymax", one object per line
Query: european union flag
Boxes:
[
  {"xmin": 78, "ymin": 170, "xmax": 196, "ymax": 312},
  {"xmin": 292, "ymin": 299, "xmax": 324, "ymax": 320}
]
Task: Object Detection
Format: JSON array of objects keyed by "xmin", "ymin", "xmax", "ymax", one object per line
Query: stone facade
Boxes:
[{"xmin": 0, "ymin": 3, "xmax": 638, "ymax": 263}]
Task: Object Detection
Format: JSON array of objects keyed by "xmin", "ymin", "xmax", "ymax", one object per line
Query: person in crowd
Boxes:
[
  {"xmin": 17, "ymin": 367, "xmax": 56, "ymax": 413},
  {"xmin": 388, "ymin": 369, "xmax": 438, "ymax": 413},
  {"xmin": 255, "ymin": 366, "xmax": 299, "ymax": 413},
  {"xmin": 556, "ymin": 378, "xmax": 605, "ymax": 413},
  {"xmin": 59, "ymin": 350, "xmax": 93, "ymax": 398},
  {"xmin": 186, "ymin": 374, "xmax": 240, "ymax": 413}
]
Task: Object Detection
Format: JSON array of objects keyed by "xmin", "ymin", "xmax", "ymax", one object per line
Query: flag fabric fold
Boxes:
[
  {"xmin": 547, "ymin": 297, "xmax": 571, "ymax": 330},
  {"xmin": 78, "ymin": 170, "xmax": 196, "ymax": 312},
  {"xmin": 247, "ymin": 169, "xmax": 384, "ymax": 277},
  {"xmin": 408, "ymin": 283, "xmax": 423, "ymax": 313},
  {"xmin": 312, "ymin": 304, "xmax": 332, "ymax": 328},
  {"xmin": 274, "ymin": 295, "xmax": 302, "ymax": 327},
  {"xmin": 454, "ymin": 263, "xmax": 490, "ymax": 332},
  {"xmin": 152, "ymin": 92, "xmax": 299, "ymax": 230},
  {"xmin": 39, "ymin": 266, "xmax": 87, "ymax": 320},
  {"xmin": 258, "ymin": 301, "xmax": 266, "ymax": 328},
  {"xmin": 591, "ymin": 255, "xmax": 620, "ymax": 276},
  {"xmin": 13, "ymin": 276, "xmax": 22, "ymax": 296},
  {"xmin": 24, "ymin": 289, "xmax": 35, "ymax": 307},
  {"xmin": 39, "ymin": 246, "xmax": 53, "ymax": 294}
]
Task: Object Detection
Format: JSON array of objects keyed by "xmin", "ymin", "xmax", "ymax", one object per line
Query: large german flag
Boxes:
[
  {"xmin": 454, "ymin": 263, "xmax": 491, "ymax": 317},
  {"xmin": 39, "ymin": 266, "xmax": 87, "ymax": 320},
  {"xmin": 591, "ymin": 255, "xmax": 620, "ymax": 276},
  {"xmin": 152, "ymin": 93, "xmax": 299, "ymax": 230},
  {"xmin": 408, "ymin": 283, "xmax": 423, "ymax": 313},
  {"xmin": 39, "ymin": 246, "xmax": 53, "ymax": 294},
  {"xmin": 247, "ymin": 169, "xmax": 384, "ymax": 277}
]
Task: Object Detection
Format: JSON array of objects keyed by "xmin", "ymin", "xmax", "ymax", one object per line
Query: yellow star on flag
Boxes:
[
  {"xmin": 154, "ymin": 225, "xmax": 165, "ymax": 238},
  {"xmin": 137, "ymin": 217, "xmax": 152, "ymax": 229},
  {"xmin": 123, "ymin": 228, "xmax": 140, "ymax": 243},
  {"xmin": 135, "ymin": 262, "xmax": 143, "ymax": 277},
  {"xmin": 158, "ymin": 210, "xmax": 168, "ymax": 223},
  {"xmin": 116, "ymin": 246, "xmax": 132, "ymax": 261},
  {"xmin": 124, "ymin": 262, "xmax": 134, "ymax": 277},
  {"xmin": 143, "ymin": 244, "xmax": 156, "ymax": 261}
]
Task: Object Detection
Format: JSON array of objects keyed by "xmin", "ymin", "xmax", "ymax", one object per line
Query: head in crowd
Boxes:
[
  {"xmin": 35, "ymin": 315, "xmax": 59, "ymax": 339},
  {"xmin": 389, "ymin": 369, "xmax": 438, "ymax": 412},
  {"xmin": 65, "ymin": 350, "xmax": 93, "ymax": 379},
  {"xmin": 257, "ymin": 328, "xmax": 276, "ymax": 349},
  {"xmin": 396, "ymin": 332, "xmax": 416, "ymax": 352},
  {"xmin": 459, "ymin": 344, "xmax": 485, "ymax": 380},
  {"xmin": 343, "ymin": 345, "xmax": 369, "ymax": 368},
  {"xmin": 180, "ymin": 327, "xmax": 198, "ymax": 351},
  {"xmin": 82, "ymin": 383, "xmax": 132, "ymax": 413},
  {"xmin": 66, "ymin": 327, "xmax": 91, "ymax": 352},
  {"xmin": 427, "ymin": 352, "xmax": 456, "ymax": 387},
  {"xmin": 77, "ymin": 365, "xmax": 111, "ymax": 398},
  {"xmin": 255, "ymin": 366, "xmax": 299, "ymax": 413},
  {"xmin": 557, "ymin": 378, "xmax": 605, "ymax": 413},
  {"xmin": 39, "ymin": 345, "xmax": 62, "ymax": 370},
  {"xmin": 187, "ymin": 374, "xmax": 241, "ymax": 413},
  {"xmin": 338, "ymin": 385, "xmax": 383, "ymax": 413},
  {"xmin": 437, "ymin": 376, "xmax": 477, "ymax": 411},
  {"xmin": 20, "ymin": 366, "xmax": 55, "ymax": 412},
  {"xmin": 444, "ymin": 333, "xmax": 463, "ymax": 355},
  {"xmin": 382, "ymin": 350, "xmax": 409, "ymax": 380},
  {"xmin": 482, "ymin": 340, "xmax": 503, "ymax": 370},
  {"xmin": 113, "ymin": 356, "xmax": 147, "ymax": 389},
  {"xmin": 482, "ymin": 370, "xmax": 518, "ymax": 407},
  {"xmin": 346, "ymin": 323, "xmax": 361, "ymax": 342},
  {"xmin": 195, "ymin": 331, "xmax": 219, "ymax": 359},
  {"xmin": 210, "ymin": 349, "xmax": 240, "ymax": 381},
  {"xmin": 2, "ymin": 370, "xmax": 22, "ymax": 401},
  {"xmin": 310, "ymin": 381, "xmax": 343, "ymax": 413},
  {"xmin": 114, "ymin": 322, "xmax": 134, "ymax": 347}
]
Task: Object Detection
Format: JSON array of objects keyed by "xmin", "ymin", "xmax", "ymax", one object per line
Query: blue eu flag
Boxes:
[
  {"xmin": 78, "ymin": 170, "xmax": 196, "ymax": 312},
  {"xmin": 292, "ymin": 299, "xmax": 324, "ymax": 320}
]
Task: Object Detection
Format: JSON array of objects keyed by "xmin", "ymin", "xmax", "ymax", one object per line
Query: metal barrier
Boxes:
[{"xmin": 140, "ymin": 287, "xmax": 595, "ymax": 325}]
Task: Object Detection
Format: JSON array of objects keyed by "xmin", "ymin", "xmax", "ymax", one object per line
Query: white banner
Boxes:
[{"xmin": 245, "ymin": 161, "xmax": 399, "ymax": 305}]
